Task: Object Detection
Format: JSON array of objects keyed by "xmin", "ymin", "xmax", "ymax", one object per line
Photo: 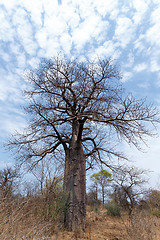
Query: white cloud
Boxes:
[
  {"xmin": 0, "ymin": 49, "xmax": 11, "ymax": 63},
  {"xmin": 0, "ymin": 111, "xmax": 26, "ymax": 137},
  {"xmin": 74, "ymin": 0, "xmax": 95, "ymax": 19},
  {"xmin": 44, "ymin": 14, "xmax": 67, "ymax": 37},
  {"xmin": 0, "ymin": 0, "xmax": 18, "ymax": 12},
  {"xmin": 92, "ymin": 0, "xmax": 119, "ymax": 19},
  {"xmin": 72, "ymin": 14, "xmax": 98, "ymax": 49},
  {"xmin": 28, "ymin": 57, "xmax": 40, "ymax": 68},
  {"xmin": 12, "ymin": 7, "xmax": 38, "ymax": 56},
  {"xmin": 20, "ymin": 0, "xmax": 44, "ymax": 26},
  {"xmin": 114, "ymin": 16, "xmax": 135, "ymax": 48},
  {"xmin": 60, "ymin": 33, "xmax": 72, "ymax": 55},
  {"xmin": 145, "ymin": 5, "xmax": 160, "ymax": 47},
  {"xmin": 134, "ymin": 62, "xmax": 147, "ymax": 72},
  {"xmin": 12, "ymin": 8, "xmax": 27, "ymax": 26},
  {"xmin": 0, "ymin": 70, "xmax": 24, "ymax": 102},
  {"xmin": 137, "ymin": 82, "xmax": 150, "ymax": 89},
  {"xmin": 9, "ymin": 42, "xmax": 21, "ymax": 55},
  {"xmin": 59, "ymin": 3, "xmax": 80, "ymax": 28},
  {"xmin": 150, "ymin": 5, "xmax": 160, "ymax": 24},
  {"xmin": 72, "ymin": 14, "xmax": 110, "ymax": 51},
  {"xmin": 0, "ymin": 10, "xmax": 14, "ymax": 41},
  {"xmin": 132, "ymin": 0, "xmax": 149, "ymax": 24},
  {"xmin": 17, "ymin": 26, "xmax": 37, "ymax": 55},
  {"xmin": 42, "ymin": 0, "xmax": 59, "ymax": 17},
  {"xmin": 16, "ymin": 54, "xmax": 26, "ymax": 69},
  {"xmin": 87, "ymin": 40, "xmax": 120, "ymax": 61},
  {"xmin": 134, "ymin": 34, "xmax": 146, "ymax": 53},
  {"xmin": 121, "ymin": 71, "xmax": 133, "ymax": 83},
  {"xmin": 150, "ymin": 59, "xmax": 160, "ymax": 72},
  {"xmin": 35, "ymin": 28, "xmax": 48, "ymax": 49},
  {"xmin": 123, "ymin": 52, "xmax": 135, "ymax": 68},
  {"xmin": 45, "ymin": 38, "xmax": 61, "ymax": 58},
  {"xmin": 146, "ymin": 24, "xmax": 160, "ymax": 47}
]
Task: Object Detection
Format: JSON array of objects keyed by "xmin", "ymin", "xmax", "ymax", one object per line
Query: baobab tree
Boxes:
[{"xmin": 9, "ymin": 56, "xmax": 159, "ymax": 231}]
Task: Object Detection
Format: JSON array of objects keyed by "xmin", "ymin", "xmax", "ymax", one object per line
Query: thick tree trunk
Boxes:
[{"xmin": 63, "ymin": 125, "xmax": 86, "ymax": 232}]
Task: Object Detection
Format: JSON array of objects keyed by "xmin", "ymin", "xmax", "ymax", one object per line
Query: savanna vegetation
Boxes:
[
  {"xmin": 1, "ymin": 56, "xmax": 160, "ymax": 239},
  {"xmin": 0, "ymin": 165, "xmax": 160, "ymax": 239}
]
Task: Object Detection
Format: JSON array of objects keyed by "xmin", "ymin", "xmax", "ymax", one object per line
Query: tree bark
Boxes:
[
  {"xmin": 102, "ymin": 185, "xmax": 105, "ymax": 205},
  {"xmin": 63, "ymin": 122, "xmax": 86, "ymax": 232}
]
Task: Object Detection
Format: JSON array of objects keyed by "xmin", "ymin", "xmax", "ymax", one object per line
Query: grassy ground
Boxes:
[
  {"xmin": 1, "ymin": 201, "xmax": 160, "ymax": 240},
  {"xmin": 49, "ymin": 207, "xmax": 160, "ymax": 240}
]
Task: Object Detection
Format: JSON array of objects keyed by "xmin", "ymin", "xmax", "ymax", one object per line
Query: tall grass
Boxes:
[{"xmin": 125, "ymin": 210, "xmax": 160, "ymax": 240}]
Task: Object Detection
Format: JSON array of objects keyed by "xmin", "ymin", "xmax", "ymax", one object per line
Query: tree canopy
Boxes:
[
  {"xmin": 90, "ymin": 170, "xmax": 112, "ymax": 204},
  {"xmin": 10, "ymin": 57, "xmax": 159, "ymax": 169}
]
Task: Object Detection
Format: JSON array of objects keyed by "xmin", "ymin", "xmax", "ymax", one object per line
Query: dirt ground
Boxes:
[
  {"xmin": 49, "ymin": 208, "xmax": 160, "ymax": 240},
  {"xmin": 50, "ymin": 209, "xmax": 129, "ymax": 240}
]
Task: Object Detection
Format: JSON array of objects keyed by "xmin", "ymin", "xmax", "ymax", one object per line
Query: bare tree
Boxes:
[
  {"xmin": 112, "ymin": 165, "xmax": 148, "ymax": 216},
  {"xmin": 147, "ymin": 189, "xmax": 160, "ymax": 210},
  {"xmin": 8, "ymin": 56, "xmax": 159, "ymax": 231},
  {"xmin": 30, "ymin": 157, "xmax": 64, "ymax": 195},
  {"xmin": 0, "ymin": 167, "xmax": 18, "ymax": 200}
]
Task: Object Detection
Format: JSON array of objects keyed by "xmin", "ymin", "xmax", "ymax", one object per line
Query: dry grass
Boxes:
[
  {"xmin": 0, "ymin": 201, "xmax": 160, "ymax": 240},
  {"xmin": 49, "ymin": 207, "xmax": 128, "ymax": 240},
  {"xmin": 0, "ymin": 197, "xmax": 63, "ymax": 240},
  {"xmin": 125, "ymin": 210, "xmax": 160, "ymax": 240},
  {"xmin": 50, "ymin": 207, "xmax": 160, "ymax": 240}
]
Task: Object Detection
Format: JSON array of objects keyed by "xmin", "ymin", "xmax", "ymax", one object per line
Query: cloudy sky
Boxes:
[{"xmin": 0, "ymin": 0, "xmax": 160, "ymax": 187}]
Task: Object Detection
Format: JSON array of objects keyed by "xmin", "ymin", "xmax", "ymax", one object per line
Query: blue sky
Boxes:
[{"xmin": 0, "ymin": 0, "xmax": 160, "ymax": 187}]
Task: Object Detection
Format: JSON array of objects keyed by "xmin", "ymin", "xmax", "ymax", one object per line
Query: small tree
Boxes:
[
  {"xmin": 147, "ymin": 189, "xmax": 160, "ymax": 209},
  {"xmin": 8, "ymin": 56, "xmax": 159, "ymax": 231},
  {"xmin": 146, "ymin": 189, "xmax": 160, "ymax": 217},
  {"xmin": 112, "ymin": 165, "xmax": 148, "ymax": 216},
  {"xmin": 90, "ymin": 170, "xmax": 112, "ymax": 205},
  {"xmin": 0, "ymin": 167, "xmax": 18, "ymax": 200}
]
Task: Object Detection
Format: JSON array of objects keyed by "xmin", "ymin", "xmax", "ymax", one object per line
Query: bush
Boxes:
[
  {"xmin": 151, "ymin": 208, "xmax": 160, "ymax": 217},
  {"xmin": 105, "ymin": 202, "xmax": 121, "ymax": 217}
]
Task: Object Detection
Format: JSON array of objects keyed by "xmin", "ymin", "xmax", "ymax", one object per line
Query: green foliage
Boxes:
[
  {"xmin": 41, "ymin": 176, "xmax": 68, "ymax": 222},
  {"xmin": 105, "ymin": 202, "xmax": 121, "ymax": 217},
  {"xmin": 45, "ymin": 192, "xmax": 68, "ymax": 222},
  {"xmin": 90, "ymin": 169, "xmax": 112, "ymax": 204},
  {"xmin": 90, "ymin": 170, "xmax": 112, "ymax": 181}
]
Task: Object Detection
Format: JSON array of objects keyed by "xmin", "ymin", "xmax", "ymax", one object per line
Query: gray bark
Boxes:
[{"xmin": 63, "ymin": 121, "xmax": 86, "ymax": 231}]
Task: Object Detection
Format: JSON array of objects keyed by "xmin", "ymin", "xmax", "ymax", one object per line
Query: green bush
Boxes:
[{"xmin": 105, "ymin": 202, "xmax": 121, "ymax": 217}]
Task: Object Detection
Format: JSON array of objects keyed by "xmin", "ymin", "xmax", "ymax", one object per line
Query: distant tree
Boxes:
[
  {"xmin": 147, "ymin": 189, "xmax": 160, "ymax": 210},
  {"xmin": 90, "ymin": 170, "xmax": 112, "ymax": 205},
  {"xmin": 0, "ymin": 167, "xmax": 18, "ymax": 200},
  {"xmin": 30, "ymin": 157, "xmax": 64, "ymax": 196},
  {"xmin": 41, "ymin": 176, "xmax": 65, "ymax": 221},
  {"xmin": 9, "ymin": 56, "xmax": 159, "ymax": 231},
  {"xmin": 112, "ymin": 165, "xmax": 148, "ymax": 216},
  {"xmin": 87, "ymin": 190, "xmax": 100, "ymax": 207}
]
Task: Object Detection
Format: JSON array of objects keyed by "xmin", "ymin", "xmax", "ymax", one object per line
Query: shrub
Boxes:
[
  {"xmin": 105, "ymin": 202, "xmax": 121, "ymax": 217},
  {"xmin": 151, "ymin": 208, "xmax": 160, "ymax": 218}
]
